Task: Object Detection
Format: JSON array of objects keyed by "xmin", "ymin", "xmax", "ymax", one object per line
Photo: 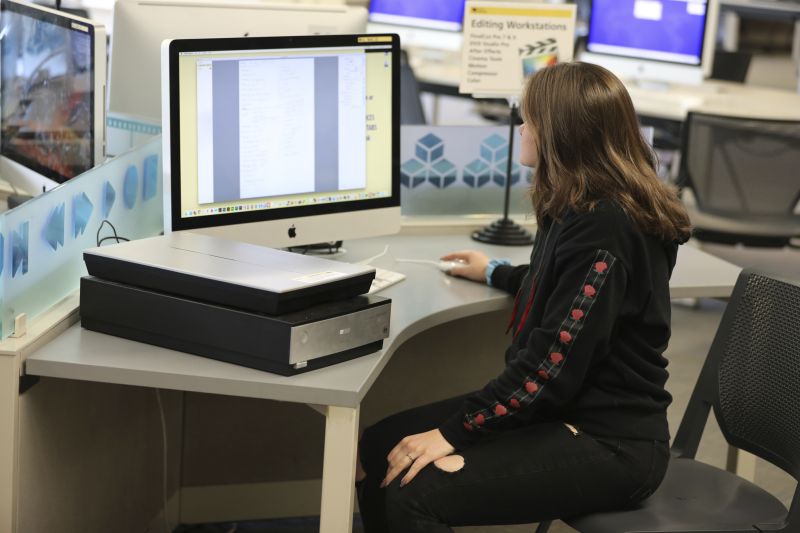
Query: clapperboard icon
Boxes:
[{"xmin": 519, "ymin": 38, "xmax": 559, "ymax": 77}]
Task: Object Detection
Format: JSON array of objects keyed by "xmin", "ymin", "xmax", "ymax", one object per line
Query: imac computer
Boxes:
[
  {"xmin": 580, "ymin": 0, "xmax": 719, "ymax": 86},
  {"xmin": 0, "ymin": 0, "xmax": 106, "ymax": 193},
  {"xmin": 161, "ymin": 34, "xmax": 401, "ymax": 249},
  {"xmin": 109, "ymin": 0, "xmax": 368, "ymax": 125},
  {"xmin": 367, "ymin": 0, "xmax": 464, "ymax": 51}
]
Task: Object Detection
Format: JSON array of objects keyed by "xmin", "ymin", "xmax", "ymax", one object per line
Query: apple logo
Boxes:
[{"xmin": 288, "ymin": 225, "xmax": 297, "ymax": 239}]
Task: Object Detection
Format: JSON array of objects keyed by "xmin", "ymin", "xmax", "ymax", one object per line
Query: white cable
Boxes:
[
  {"xmin": 394, "ymin": 258, "xmax": 439, "ymax": 266},
  {"xmin": 357, "ymin": 244, "xmax": 390, "ymax": 265},
  {"xmin": 155, "ymin": 389, "xmax": 170, "ymax": 533}
]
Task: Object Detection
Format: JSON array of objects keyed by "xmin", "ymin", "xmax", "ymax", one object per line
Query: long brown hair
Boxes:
[{"xmin": 520, "ymin": 62, "xmax": 691, "ymax": 243}]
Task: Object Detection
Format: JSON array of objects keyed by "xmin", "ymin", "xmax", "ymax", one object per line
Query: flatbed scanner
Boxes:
[{"xmin": 80, "ymin": 233, "xmax": 391, "ymax": 375}]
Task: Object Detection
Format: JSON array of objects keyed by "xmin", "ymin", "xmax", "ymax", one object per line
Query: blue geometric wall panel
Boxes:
[
  {"xmin": 72, "ymin": 192, "xmax": 93, "ymax": 238},
  {"xmin": 400, "ymin": 159, "xmax": 426, "ymax": 189},
  {"xmin": 480, "ymin": 134, "xmax": 509, "ymax": 164},
  {"xmin": 415, "ymin": 133, "xmax": 444, "ymax": 164},
  {"xmin": 142, "ymin": 154, "xmax": 159, "ymax": 201},
  {"xmin": 123, "ymin": 165, "xmax": 138, "ymax": 209},
  {"xmin": 11, "ymin": 222, "xmax": 29, "ymax": 278},
  {"xmin": 401, "ymin": 133, "xmax": 459, "ymax": 189},
  {"xmin": 492, "ymin": 157, "xmax": 521, "ymax": 187},
  {"xmin": 102, "ymin": 181, "xmax": 116, "ymax": 218},
  {"xmin": 43, "ymin": 203, "xmax": 65, "ymax": 251},
  {"xmin": 465, "ymin": 134, "xmax": 522, "ymax": 188},
  {"xmin": 428, "ymin": 159, "xmax": 457, "ymax": 189},
  {"xmin": 0, "ymin": 233, "xmax": 4, "ymax": 275},
  {"xmin": 463, "ymin": 159, "xmax": 491, "ymax": 188}
]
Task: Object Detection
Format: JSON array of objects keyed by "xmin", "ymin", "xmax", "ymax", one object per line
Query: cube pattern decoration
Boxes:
[
  {"xmin": 401, "ymin": 133, "xmax": 457, "ymax": 189},
  {"xmin": 465, "ymin": 133, "xmax": 522, "ymax": 188}
]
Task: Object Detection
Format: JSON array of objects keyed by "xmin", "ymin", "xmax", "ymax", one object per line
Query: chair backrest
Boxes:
[
  {"xmin": 674, "ymin": 270, "xmax": 800, "ymax": 529},
  {"xmin": 711, "ymin": 50, "xmax": 752, "ymax": 83},
  {"xmin": 399, "ymin": 51, "xmax": 427, "ymax": 125},
  {"xmin": 712, "ymin": 270, "xmax": 800, "ymax": 481},
  {"xmin": 679, "ymin": 113, "xmax": 800, "ymax": 218}
]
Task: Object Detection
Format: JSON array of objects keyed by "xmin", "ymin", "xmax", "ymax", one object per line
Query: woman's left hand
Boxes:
[{"xmin": 381, "ymin": 429, "xmax": 455, "ymax": 488}]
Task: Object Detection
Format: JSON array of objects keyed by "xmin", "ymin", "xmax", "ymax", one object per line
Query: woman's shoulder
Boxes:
[{"xmin": 560, "ymin": 200, "xmax": 635, "ymax": 236}]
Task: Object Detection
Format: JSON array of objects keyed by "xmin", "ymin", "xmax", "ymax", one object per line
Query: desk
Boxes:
[
  {"xmin": 408, "ymin": 48, "xmax": 800, "ymax": 122},
  {"xmin": 24, "ymin": 235, "xmax": 741, "ymax": 533}
]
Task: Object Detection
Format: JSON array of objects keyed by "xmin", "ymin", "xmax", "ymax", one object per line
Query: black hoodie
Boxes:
[{"xmin": 439, "ymin": 201, "xmax": 679, "ymax": 450}]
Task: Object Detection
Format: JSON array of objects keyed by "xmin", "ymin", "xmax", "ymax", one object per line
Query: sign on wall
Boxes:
[{"xmin": 460, "ymin": 2, "xmax": 577, "ymax": 96}]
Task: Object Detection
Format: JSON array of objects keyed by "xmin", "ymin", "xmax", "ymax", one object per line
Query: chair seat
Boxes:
[
  {"xmin": 688, "ymin": 206, "xmax": 800, "ymax": 241},
  {"xmin": 566, "ymin": 458, "xmax": 788, "ymax": 533}
]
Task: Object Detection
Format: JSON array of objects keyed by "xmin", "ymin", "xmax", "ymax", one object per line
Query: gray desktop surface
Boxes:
[{"xmin": 26, "ymin": 234, "xmax": 741, "ymax": 408}]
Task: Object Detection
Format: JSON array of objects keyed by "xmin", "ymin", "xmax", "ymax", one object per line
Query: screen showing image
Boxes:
[
  {"xmin": 177, "ymin": 40, "xmax": 394, "ymax": 221},
  {"xmin": 0, "ymin": 1, "xmax": 95, "ymax": 182},
  {"xmin": 587, "ymin": 0, "xmax": 708, "ymax": 65},
  {"xmin": 369, "ymin": 0, "xmax": 465, "ymax": 31}
]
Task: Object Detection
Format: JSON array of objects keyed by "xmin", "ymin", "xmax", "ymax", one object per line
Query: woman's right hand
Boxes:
[{"xmin": 440, "ymin": 250, "xmax": 491, "ymax": 283}]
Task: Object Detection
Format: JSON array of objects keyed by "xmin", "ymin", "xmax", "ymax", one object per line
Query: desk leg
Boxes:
[{"xmin": 320, "ymin": 405, "xmax": 359, "ymax": 533}]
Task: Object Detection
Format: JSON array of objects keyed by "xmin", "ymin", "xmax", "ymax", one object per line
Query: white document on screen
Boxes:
[{"xmin": 238, "ymin": 57, "xmax": 316, "ymax": 199}]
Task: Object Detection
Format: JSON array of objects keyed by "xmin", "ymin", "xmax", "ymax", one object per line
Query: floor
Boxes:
[{"xmin": 178, "ymin": 243, "xmax": 799, "ymax": 531}]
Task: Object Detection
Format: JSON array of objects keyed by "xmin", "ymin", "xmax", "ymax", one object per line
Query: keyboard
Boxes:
[{"xmin": 367, "ymin": 267, "xmax": 406, "ymax": 294}]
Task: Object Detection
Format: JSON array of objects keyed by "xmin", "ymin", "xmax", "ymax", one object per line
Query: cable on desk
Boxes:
[
  {"xmin": 357, "ymin": 244, "xmax": 390, "ymax": 265},
  {"xmin": 96, "ymin": 219, "xmax": 130, "ymax": 247}
]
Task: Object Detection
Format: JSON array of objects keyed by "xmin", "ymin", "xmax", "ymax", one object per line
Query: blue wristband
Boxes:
[{"xmin": 485, "ymin": 258, "xmax": 511, "ymax": 287}]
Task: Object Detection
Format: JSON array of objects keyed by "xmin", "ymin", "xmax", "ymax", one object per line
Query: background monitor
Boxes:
[
  {"xmin": 367, "ymin": 0, "xmax": 463, "ymax": 51},
  {"xmin": 0, "ymin": 0, "xmax": 106, "ymax": 192},
  {"xmin": 161, "ymin": 34, "xmax": 401, "ymax": 249},
  {"xmin": 580, "ymin": 0, "xmax": 719, "ymax": 86},
  {"xmin": 108, "ymin": 0, "xmax": 368, "ymax": 126}
]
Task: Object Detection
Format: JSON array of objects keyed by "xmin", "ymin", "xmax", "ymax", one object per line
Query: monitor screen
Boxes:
[
  {"xmin": 369, "ymin": 0, "xmax": 465, "ymax": 32},
  {"xmin": 0, "ymin": 0, "xmax": 99, "ymax": 183},
  {"xmin": 166, "ymin": 34, "xmax": 399, "ymax": 240},
  {"xmin": 587, "ymin": 0, "xmax": 708, "ymax": 65}
]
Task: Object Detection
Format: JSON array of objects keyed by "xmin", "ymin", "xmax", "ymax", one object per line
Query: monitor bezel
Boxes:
[
  {"xmin": 585, "ymin": 0, "xmax": 711, "ymax": 67},
  {"xmin": 166, "ymin": 34, "xmax": 401, "ymax": 234},
  {"xmin": 0, "ymin": 0, "xmax": 100, "ymax": 184}
]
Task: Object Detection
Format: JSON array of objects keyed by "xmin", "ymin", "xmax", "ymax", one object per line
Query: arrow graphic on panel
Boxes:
[
  {"xmin": 72, "ymin": 192, "xmax": 94, "ymax": 238},
  {"xmin": 11, "ymin": 222, "xmax": 29, "ymax": 277},
  {"xmin": 43, "ymin": 203, "xmax": 65, "ymax": 251},
  {"xmin": 102, "ymin": 181, "xmax": 116, "ymax": 218},
  {"xmin": 142, "ymin": 154, "xmax": 159, "ymax": 201}
]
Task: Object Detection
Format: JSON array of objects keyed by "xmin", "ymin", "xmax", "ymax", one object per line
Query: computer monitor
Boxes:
[
  {"xmin": 161, "ymin": 34, "xmax": 401, "ymax": 249},
  {"xmin": 367, "ymin": 0, "xmax": 464, "ymax": 51},
  {"xmin": 0, "ymin": 0, "xmax": 106, "ymax": 192},
  {"xmin": 581, "ymin": 0, "xmax": 719, "ymax": 86},
  {"xmin": 109, "ymin": 0, "xmax": 368, "ymax": 125}
]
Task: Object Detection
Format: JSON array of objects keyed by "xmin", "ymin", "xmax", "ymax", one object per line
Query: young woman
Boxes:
[{"xmin": 356, "ymin": 61, "xmax": 692, "ymax": 532}]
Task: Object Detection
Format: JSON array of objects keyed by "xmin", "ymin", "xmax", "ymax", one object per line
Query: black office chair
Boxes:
[
  {"xmin": 711, "ymin": 50, "xmax": 753, "ymax": 83},
  {"xmin": 677, "ymin": 112, "xmax": 800, "ymax": 248},
  {"xmin": 400, "ymin": 50, "xmax": 427, "ymax": 125},
  {"xmin": 536, "ymin": 269, "xmax": 800, "ymax": 533}
]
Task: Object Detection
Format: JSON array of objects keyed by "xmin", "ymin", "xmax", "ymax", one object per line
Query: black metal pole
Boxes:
[
  {"xmin": 470, "ymin": 100, "xmax": 533, "ymax": 246},
  {"xmin": 502, "ymin": 103, "xmax": 517, "ymax": 222}
]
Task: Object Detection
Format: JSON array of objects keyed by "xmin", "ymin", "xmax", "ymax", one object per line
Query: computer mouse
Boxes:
[{"xmin": 437, "ymin": 260, "xmax": 465, "ymax": 272}]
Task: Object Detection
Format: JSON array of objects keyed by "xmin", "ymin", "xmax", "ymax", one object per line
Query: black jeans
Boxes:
[{"xmin": 357, "ymin": 394, "xmax": 669, "ymax": 533}]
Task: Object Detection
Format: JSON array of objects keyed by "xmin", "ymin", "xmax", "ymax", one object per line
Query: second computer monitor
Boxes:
[
  {"xmin": 0, "ymin": 0, "xmax": 106, "ymax": 192},
  {"xmin": 109, "ymin": 0, "xmax": 368, "ymax": 124},
  {"xmin": 162, "ymin": 34, "xmax": 400, "ymax": 249},
  {"xmin": 581, "ymin": 0, "xmax": 718, "ymax": 86}
]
